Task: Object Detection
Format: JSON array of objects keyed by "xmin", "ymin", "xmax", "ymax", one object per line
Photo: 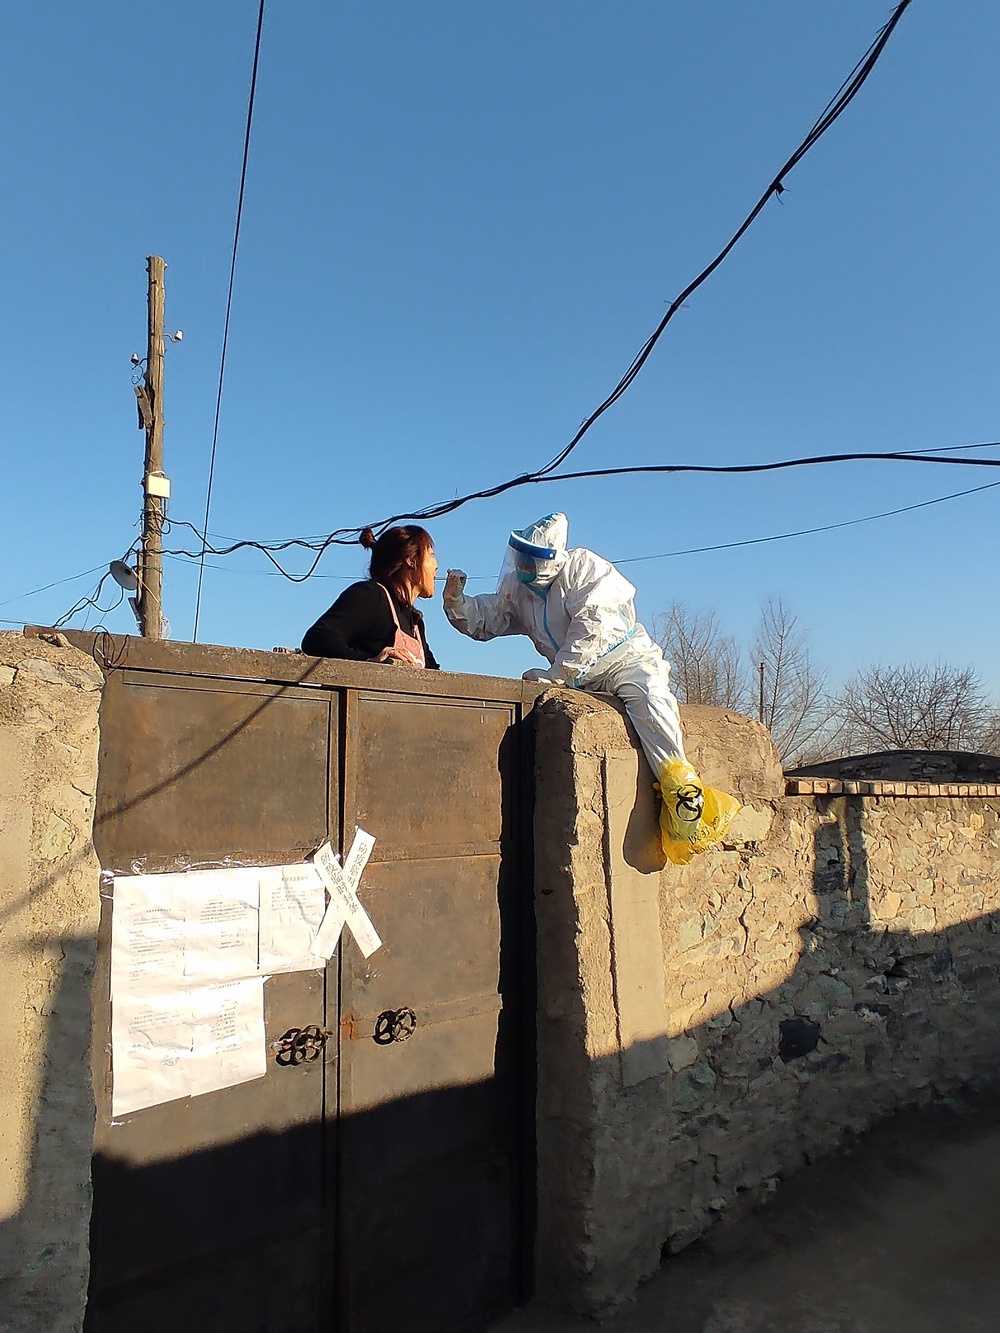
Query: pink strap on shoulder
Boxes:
[{"xmin": 377, "ymin": 583, "xmax": 402, "ymax": 629}]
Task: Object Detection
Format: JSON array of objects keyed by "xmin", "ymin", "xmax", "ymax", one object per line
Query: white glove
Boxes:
[
  {"xmin": 443, "ymin": 569, "xmax": 467, "ymax": 605},
  {"xmin": 522, "ymin": 667, "xmax": 556, "ymax": 683}
]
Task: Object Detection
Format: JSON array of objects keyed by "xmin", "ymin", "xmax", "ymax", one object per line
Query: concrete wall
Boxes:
[
  {"xmin": 0, "ymin": 633, "xmax": 102, "ymax": 1331},
  {"xmin": 533, "ymin": 690, "xmax": 1000, "ymax": 1316}
]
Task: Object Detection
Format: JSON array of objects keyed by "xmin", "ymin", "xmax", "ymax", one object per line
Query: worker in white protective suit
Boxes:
[{"xmin": 443, "ymin": 513, "xmax": 740, "ymax": 863}]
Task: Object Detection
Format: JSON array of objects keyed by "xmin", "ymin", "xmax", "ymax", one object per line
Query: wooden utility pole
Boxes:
[{"xmin": 137, "ymin": 256, "xmax": 167, "ymax": 639}]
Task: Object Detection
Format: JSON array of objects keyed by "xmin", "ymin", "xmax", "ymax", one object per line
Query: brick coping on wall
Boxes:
[{"xmin": 785, "ymin": 777, "xmax": 1000, "ymax": 797}]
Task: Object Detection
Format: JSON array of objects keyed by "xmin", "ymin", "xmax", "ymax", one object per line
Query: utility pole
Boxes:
[{"xmin": 136, "ymin": 256, "xmax": 167, "ymax": 639}]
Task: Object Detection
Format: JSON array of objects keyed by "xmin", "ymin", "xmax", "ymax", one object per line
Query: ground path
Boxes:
[{"xmin": 492, "ymin": 1089, "xmax": 1000, "ymax": 1332}]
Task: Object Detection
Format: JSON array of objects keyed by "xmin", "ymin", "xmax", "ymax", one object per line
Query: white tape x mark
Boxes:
[{"xmin": 310, "ymin": 830, "xmax": 381, "ymax": 960}]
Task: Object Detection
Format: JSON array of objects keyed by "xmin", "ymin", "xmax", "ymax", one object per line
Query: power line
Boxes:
[
  {"xmin": 181, "ymin": 438, "xmax": 1000, "ymax": 556},
  {"xmin": 160, "ymin": 472, "xmax": 1000, "ymax": 584},
  {"xmin": 535, "ymin": 450, "xmax": 1000, "ymax": 486},
  {"xmin": 192, "ymin": 0, "xmax": 267, "ymax": 643},
  {"xmin": 165, "ymin": 551, "xmax": 356, "ymax": 581},
  {"xmin": 159, "ymin": 445, "xmax": 1000, "ymax": 577},
  {"xmin": 175, "ymin": 0, "xmax": 916, "ymax": 601},
  {"xmin": 0, "ymin": 563, "xmax": 108, "ymax": 610},
  {"xmin": 27, "ymin": 465, "xmax": 995, "ymax": 634},
  {"xmin": 53, "ymin": 571, "xmax": 126, "ymax": 630},
  {"xmin": 529, "ymin": 0, "xmax": 916, "ymax": 483},
  {"xmin": 615, "ymin": 479, "xmax": 1000, "ymax": 565}
]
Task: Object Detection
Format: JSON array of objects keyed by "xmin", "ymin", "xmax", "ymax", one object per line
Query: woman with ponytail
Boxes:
[{"xmin": 301, "ymin": 526, "xmax": 440, "ymax": 668}]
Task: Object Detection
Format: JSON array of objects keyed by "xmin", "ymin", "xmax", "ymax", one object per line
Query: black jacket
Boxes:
[{"xmin": 301, "ymin": 581, "xmax": 440, "ymax": 669}]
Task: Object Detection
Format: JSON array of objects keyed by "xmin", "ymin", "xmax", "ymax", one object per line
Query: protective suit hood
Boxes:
[{"xmin": 504, "ymin": 512, "xmax": 569, "ymax": 590}]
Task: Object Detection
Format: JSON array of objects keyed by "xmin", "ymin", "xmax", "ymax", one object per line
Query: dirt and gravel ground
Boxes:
[{"xmin": 492, "ymin": 1089, "xmax": 1000, "ymax": 1333}]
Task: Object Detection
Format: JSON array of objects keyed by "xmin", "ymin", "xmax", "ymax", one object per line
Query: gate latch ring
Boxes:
[
  {"xmin": 271, "ymin": 1025, "xmax": 333, "ymax": 1066},
  {"xmin": 373, "ymin": 1008, "xmax": 417, "ymax": 1045}
]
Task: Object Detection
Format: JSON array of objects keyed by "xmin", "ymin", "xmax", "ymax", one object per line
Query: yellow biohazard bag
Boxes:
[{"xmin": 654, "ymin": 758, "xmax": 742, "ymax": 866}]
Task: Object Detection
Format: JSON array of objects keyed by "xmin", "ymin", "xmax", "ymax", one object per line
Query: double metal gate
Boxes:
[{"xmin": 71, "ymin": 637, "xmax": 536, "ymax": 1333}]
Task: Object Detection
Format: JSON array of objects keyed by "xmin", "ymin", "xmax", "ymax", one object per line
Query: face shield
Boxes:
[{"xmin": 497, "ymin": 513, "xmax": 569, "ymax": 595}]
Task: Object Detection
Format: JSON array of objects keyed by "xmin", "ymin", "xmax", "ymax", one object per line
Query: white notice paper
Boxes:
[
  {"xmin": 111, "ymin": 977, "xmax": 267, "ymax": 1117},
  {"xmin": 188, "ymin": 978, "xmax": 267, "ymax": 1099},
  {"xmin": 110, "ymin": 873, "xmax": 187, "ymax": 990},
  {"xmin": 110, "ymin": 858, "xmax": 329, "ymax": 1118},
  {"xmin": 183, "ymin": 868, "xmax": 260, "ymax": 981},
  {"xmin": 111, "ymin": 987, "xmax": 193, "ymax": 1117},
  {"xmin": 258, "ymin": 863, "xmax": 327, "ymax": 973},
  {"xmin": 311, "ymin": 832, "xmax": 381, "ymax": 959}
]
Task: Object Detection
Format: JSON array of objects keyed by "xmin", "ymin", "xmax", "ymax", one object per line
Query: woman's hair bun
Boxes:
[{"xmin": 359, "ymin": 527, "xmax": 377, "ymax": 550}]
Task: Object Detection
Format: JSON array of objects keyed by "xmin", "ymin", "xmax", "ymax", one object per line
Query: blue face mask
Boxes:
[{"xmin": 516, "ymin": 567, "xmax": 537, "ymax": 586}]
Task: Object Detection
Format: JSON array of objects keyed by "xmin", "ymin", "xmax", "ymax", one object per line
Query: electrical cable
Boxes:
[
  {"xmin": 531, "ymin": 450, "xmax": 1000, "ymax": 486},
  {"xmin": 158, "ymin": 446, "xmax": 1000, "ymax": 578},
  {"xmin": 168, "ymin": 439, "xmax": 1000, "ymax": 562},
  {"xmin": 614, "ymin": 479, "xmax": 1000, "ymax": 565},
  {"xmin": 192, "ymin": 0, "xmax": 267, "ymax": 644},
  {"xmin": 0, "ymin": 563, "xmax": 108, "ymax": 610},
  {"xmin": 81, "ymin": 587, "xmax": 126, "ymax": 632},
  {"xmin": 53, "ymin": 571, "xmax": 116, "ymax": 629},
  {"xmin": 164, "ymin": 551, "xmax": 355, "ymax": 581},
  {"xmin": 179, "ymin": 0, "xmax": 916, "ymax": 601},
  {"xmin": 528, "ymin": 0, "xmax": 915, "ymax": 483},
  {"xmin": 164, "ymin": 476, "xmax": 1000, "ymax": 581}
]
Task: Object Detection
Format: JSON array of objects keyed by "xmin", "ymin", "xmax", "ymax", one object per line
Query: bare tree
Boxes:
[
  {"xmin": 837, "ymin": 662, "xmax": 996, "ymax": 752},
  {"xmin": 977, "ymin": 712, "xmax": 1000, "ymax": 756},
  {"xmin": 753, "ymin": 597, "xmax": 833, "ymax": 765},
  {"xmin": 657, "ymin": 602, "xmax": 749, "ymax": 709}
]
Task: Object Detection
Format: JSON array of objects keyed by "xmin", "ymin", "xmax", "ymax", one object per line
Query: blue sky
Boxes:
[{"xmin": 2, "ymin": 1, "xmax": 998, "ymax": 691}]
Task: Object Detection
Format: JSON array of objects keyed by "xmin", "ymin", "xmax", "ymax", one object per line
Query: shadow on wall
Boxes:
[
  {"xmin": 7, "ymin": 826, "xmax": 1000, "ymax": 1332},
  {"xmin": 83, "ymin": 1083, "xmax": 521, "ymax": 1333},
  {"xmin": 668, "ymin": 801, "xmax": 1000, "ymax": 1230},
  {"xmin": 535, "ymin": 776, "xmax": 1000, "ymax": 1318},
  {"xmin": 2, "ymin": 947, "xmax": 528, "ymax": 1333}
]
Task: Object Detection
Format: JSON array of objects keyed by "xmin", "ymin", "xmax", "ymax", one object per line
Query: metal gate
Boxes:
[{"xmin": 67, "ymin": 636, "xmax": 535, "ymax": 1333}]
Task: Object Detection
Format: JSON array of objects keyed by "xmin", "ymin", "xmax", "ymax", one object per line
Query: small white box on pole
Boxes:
[{"xmin": 145, "ymin": 472, "xmax": 171, "ymax": 499}]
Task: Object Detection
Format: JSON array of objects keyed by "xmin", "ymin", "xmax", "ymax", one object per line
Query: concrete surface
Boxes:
[{"xmin": 493, "ymin": 1088, "xmax": 1000, "ymax": 1332}]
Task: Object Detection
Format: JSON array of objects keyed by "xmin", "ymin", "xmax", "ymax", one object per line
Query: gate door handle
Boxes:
[
  {"xmin": 272, "ymin": 1025, "xmax": 333, "ymax": 1066},
  {"xmin": 373, "ymin": 1008, "xmax": 417, "ymax": 1045}
]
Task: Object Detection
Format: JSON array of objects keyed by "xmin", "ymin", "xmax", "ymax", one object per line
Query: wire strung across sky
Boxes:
[
  {"xmin": 157, "ymin": 475, "xmax": 1000, "ymax": 584},
  {"xmin": 0, "ymin": 563, "xmax": 108, "ymax": 610},
  {"xmin": 8, "ymin": 438, "xmax": 997, "ymax": 628},
  {"xmin": 14, "ymin": 452, "xmax": 998, "ymax": 628},
  {"xmin": 614, "ymin": 478, "xmax": 1000, "ymax": 567},
  {"xmin": 51, "ymin": 570, "xmax": 124, "ymax": 630},
  {"xmin": 5, "ymin": 0, "xmax": 932, "ymax": 629},
  {"xmin": 185, "ymin": 0, "xmax": 916, "ymax": 588},
  {"xmin": 192, "ymin": 0, "xmax": 267, "ymax": 643},
  {"xmin": 160, "ymin": 445, "xmax": 1000, "ymax": 581}
]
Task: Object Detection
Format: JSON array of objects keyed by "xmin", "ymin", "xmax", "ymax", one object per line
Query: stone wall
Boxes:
[
  {"xmin": 0, "ymin": 633, "xmax": 103, "ymax": 1331},
  {"xmin": 532, "ymin": 690, "xmax": 1000, "ymax": 1316}
]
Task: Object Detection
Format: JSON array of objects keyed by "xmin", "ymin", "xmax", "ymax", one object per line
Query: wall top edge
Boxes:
[
  {"xmin": 785, "ymin": 777, "xmax": 1000, "ymax": 798},
  {"xmin": 18, "ymin": 626, "xmax": 544, "ymax": 706}
]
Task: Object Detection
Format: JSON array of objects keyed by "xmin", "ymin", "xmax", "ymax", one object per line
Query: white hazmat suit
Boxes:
[{"xmin": 443, "ymin": 513, "xmax": 740, "ymax": 863}]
